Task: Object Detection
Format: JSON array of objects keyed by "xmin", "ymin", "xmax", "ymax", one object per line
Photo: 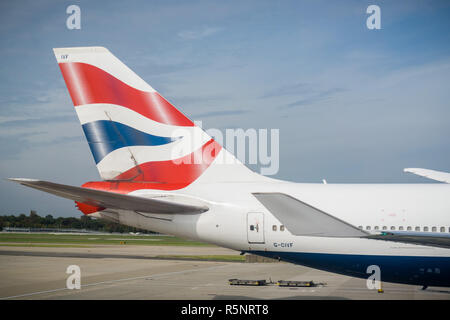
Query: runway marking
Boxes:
[{"xmin": 0, "ymin": 263, "xmax": 229, "ymax": 300}]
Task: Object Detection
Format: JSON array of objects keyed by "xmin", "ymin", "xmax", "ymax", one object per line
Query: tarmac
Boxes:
[{"xmin": 0, "ymin": 245, "xmax": 449, "ymax": 300}]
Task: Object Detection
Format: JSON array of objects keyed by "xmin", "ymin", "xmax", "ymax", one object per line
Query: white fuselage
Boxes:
[
  {"xmin": 111, "ymin": 181, "xmax": 450, "ymax": 258},
  {"xmin": 102, "ymin": 181, "xmax": 450, "ymax": 287}
]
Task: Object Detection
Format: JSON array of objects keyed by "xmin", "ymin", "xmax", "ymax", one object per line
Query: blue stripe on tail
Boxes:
[{"xmin": 82, "ymin": 120, "xmax": 178, "ymax": 164}]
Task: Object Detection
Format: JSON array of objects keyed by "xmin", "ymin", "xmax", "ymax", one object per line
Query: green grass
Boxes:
[
  {"xmin": 0, "ymin": 233, "xmax": 245, "ymax": 263},
  {"xmin": 0, "ymin": 233, "xmax": 215, "ymax": 247},
  {"xmin": 0, "ymin": 243, "xmax": 92, "ymax": 248}
]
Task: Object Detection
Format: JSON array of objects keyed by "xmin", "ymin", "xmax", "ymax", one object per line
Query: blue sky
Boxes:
[{"xmin": 1, "ymin": 0, "xmax": 450, "ymax": 217}]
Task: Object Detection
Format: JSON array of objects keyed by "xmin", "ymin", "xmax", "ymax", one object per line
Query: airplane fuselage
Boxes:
[{"xmin": 99, "ymin": 182, "xmax": 450, "ymax": 287}]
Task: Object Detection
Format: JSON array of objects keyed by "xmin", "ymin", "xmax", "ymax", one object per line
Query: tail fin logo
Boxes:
[{"xmin": 55, "ymin": 47, "xmax": 221, "ymax": 188}]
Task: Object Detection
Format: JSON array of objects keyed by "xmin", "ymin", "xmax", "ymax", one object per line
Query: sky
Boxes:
[{"xmin": 0, "ymin": 0, "xmax": 449, "ymax": 217}]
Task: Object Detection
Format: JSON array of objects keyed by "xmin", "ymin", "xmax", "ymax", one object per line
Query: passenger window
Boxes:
[
  {"xmin": 390, "ymin": 226, "xmax": 395, "ymax": 230},
  {"xmin": 280, "ymin": 225, "xmax": 285, "ymax": 232},
  {"xmin": 272, "ymin": 225, "xmax": 277, "ymax": 231},
  {"xmin": 250, "ymin": 225, "xmax": 255, "ymax": 231},
  {"xmin": 366, "ymin": 226, "xmax": 371, "ymax": 230},
  {"xmin": 415, "ymin": 226, "xmax": 420, "ymax": 231},
  {"xmin": 440, "ymin": 227, "xmax": 445, "ymax": 233},
  {"xmin": 399, "ymin": 226, "xmax": 404, "ymax": 231},
  {"xmin": 382, "ymin": 226, "xmax": 387, "ymax": 230},
  {"xmin": 424, "ymin": 227, "xmax": 429, "ymax": 232},
  {"xmin": 432, "ymin": 227, "xmax": 437, "ymax": 232},
  {"xmin": 374, "ymin": 226, "xmax": 379, "ymax": 230},
  {"xmin": 407, "ymin": 226, "xmax": 412, "ymax": 231},
  {"xmin": 358, "ymin": 226, "xmax": 363, "ymax": 229}
]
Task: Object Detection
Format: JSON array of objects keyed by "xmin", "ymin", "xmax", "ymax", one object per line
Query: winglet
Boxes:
[
  {"xmin": 7, "ymin": 178, "xmax": 41, "ymax": 184},
  {"xmin": 404, "ymin": 168, "xmax": 450, "ymax": 183}
]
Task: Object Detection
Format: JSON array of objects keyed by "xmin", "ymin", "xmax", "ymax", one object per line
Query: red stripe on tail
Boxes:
[
  {"xmin": 58, "ymin": 62, "xmax": 194, "ymax": 127},
  {"xmin": 115, "ymin": 138, "xmax": 221, "ymax": 185},
  {"xmin": 81, "ymin": 139, "xmax": 222, "ymax": 193}
]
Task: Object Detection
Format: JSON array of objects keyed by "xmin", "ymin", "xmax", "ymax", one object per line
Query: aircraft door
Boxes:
[{"xmin": 247, "ymin": 212, "xmax": 265, "ymax": 244}]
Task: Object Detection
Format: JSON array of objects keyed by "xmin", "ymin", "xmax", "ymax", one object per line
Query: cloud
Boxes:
[
  {"xmin": 0, "ymin": 87, "xmax": 72, "ymax": 118},
  {"xmin": 167, "ymin": 94, "xmax": 229, "ymax": 106},
  {"xmin": 261, "ymin": 82, "xmax": 311, "ymax": 98},
  {"xmin": 178, "ymin": 26, "xmax": 222, "ymax": 40},
  {"xmin": 0, "ymin": 131, "xmax": 45, "ymax": 160},
  {"xmin": 282, "ymin": 87, "xmax": 345, "ymax": 109},
  {"xmin": 191, "ymin": 109, "xmax": 248, "ymax": 119},
  {"xmin": 0, "ymin": 115, "xmax": 75, "ymax": 127}
]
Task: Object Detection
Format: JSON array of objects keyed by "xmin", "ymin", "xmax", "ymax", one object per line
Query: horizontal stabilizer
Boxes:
[
  {"xmin": 253, "ymin": 193, "xmax": 368, "ymax": 237},
  {"xmin": 367, "ymin": 230, "xmax": 450, "ymax": 249},
  {"xmin": 8, "ymin": 178, "xmax": 208, "ymax": 214},
  {"xmin": 404, "ymin": 168, "xmax": 450, "ymax": 183}
]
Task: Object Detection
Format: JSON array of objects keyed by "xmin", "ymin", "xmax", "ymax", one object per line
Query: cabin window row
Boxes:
[
  {"xmin": 272, "ymin": 225, "xmax": 285, "ymax": 232},
  {"xmin": 358, "ymin": 226, "xmax": 449, "ymax": 232}
]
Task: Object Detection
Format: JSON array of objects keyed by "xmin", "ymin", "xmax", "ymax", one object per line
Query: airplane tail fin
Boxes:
[{"xmin": 53, "ymin": 47, "xmax": 263, "ymax": 190}]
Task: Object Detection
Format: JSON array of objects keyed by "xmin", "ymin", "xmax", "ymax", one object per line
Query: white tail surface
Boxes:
[{"xmin": 54, "ymin": 47, "xmax": 264, "ymax": 189}]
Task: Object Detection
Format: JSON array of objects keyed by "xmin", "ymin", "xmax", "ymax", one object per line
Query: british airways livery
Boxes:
[{"xmin": 10, "ymin": 47, "xmax": 450, "ymax": 288}]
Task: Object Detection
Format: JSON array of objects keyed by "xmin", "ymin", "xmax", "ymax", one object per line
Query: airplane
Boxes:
[{"xmin": 9, "ymin": 47, "xmax": 450, "ymax": 288}]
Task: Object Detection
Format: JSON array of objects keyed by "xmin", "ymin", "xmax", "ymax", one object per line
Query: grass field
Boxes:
[
  {"xmin": 0, "ymin": 232, "xmax": 214, "ymax": 247},
  {"xmin": 0, "ymin": 232, "xmax": 247, "ymax": 262}
]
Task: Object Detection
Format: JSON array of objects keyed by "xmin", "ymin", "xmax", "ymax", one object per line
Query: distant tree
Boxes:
[
  {"xmin": 0, "ymin": 212, "xmax": 155, "ymax": 234},
  {"xmin": 29, "ymin": 210, "xmax": 40, "ymax": 227},
  {"xmin": 44, "ymin": 215, "xmax": 55, "ymax": 226}
]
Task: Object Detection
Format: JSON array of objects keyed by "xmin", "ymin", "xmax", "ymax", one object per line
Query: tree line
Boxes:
[{"xmin": 0, "ymin": 210, "xmax": 154, "ymax": 234}]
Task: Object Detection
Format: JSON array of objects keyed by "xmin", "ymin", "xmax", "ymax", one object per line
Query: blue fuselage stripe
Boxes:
[{"xmin": 249, "ymin": 251, "xmax": 450, "ymax": 287}]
